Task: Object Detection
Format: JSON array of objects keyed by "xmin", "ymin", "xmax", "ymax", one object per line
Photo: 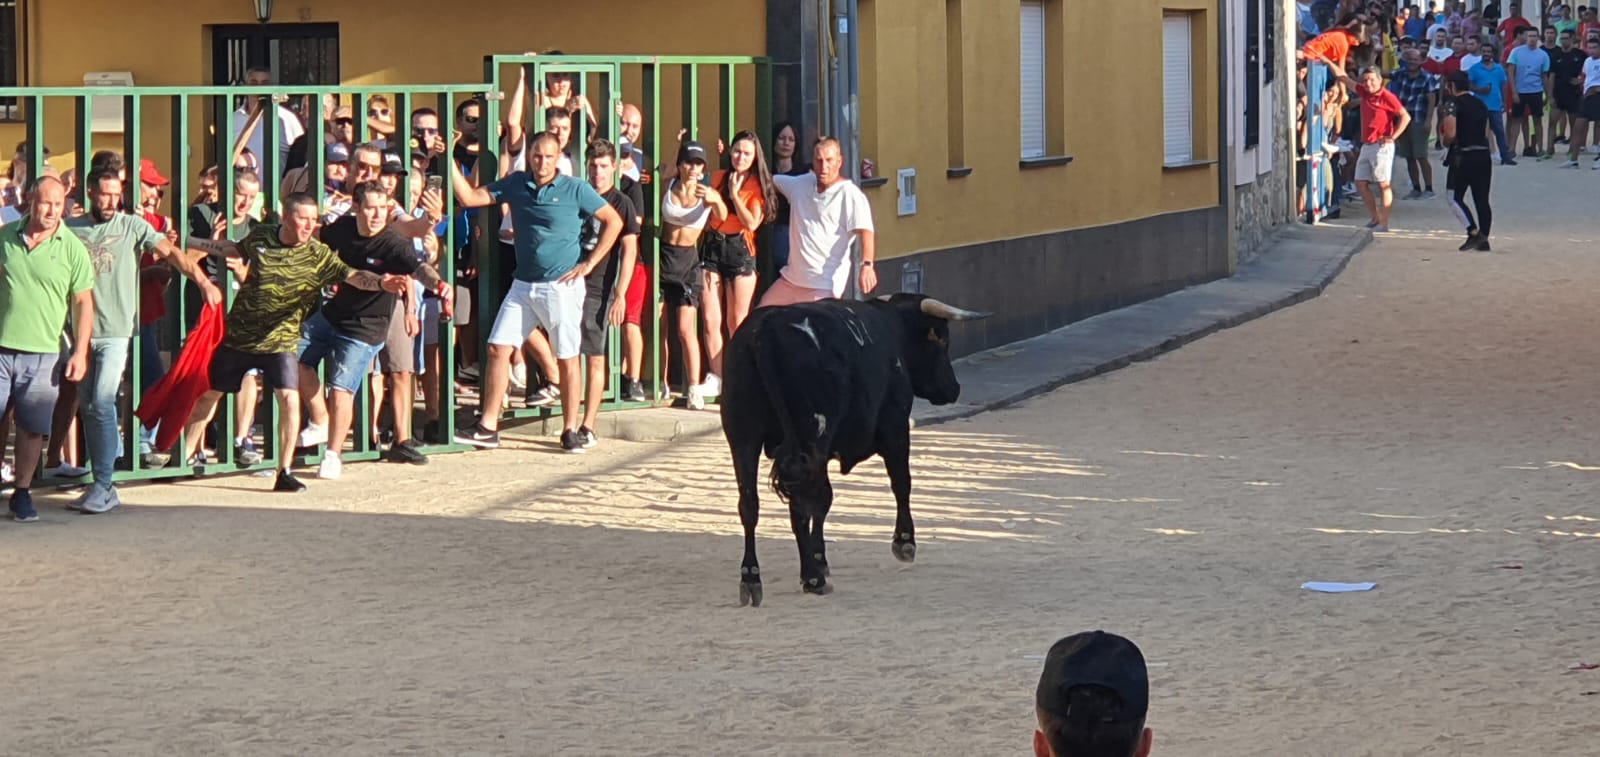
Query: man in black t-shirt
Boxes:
[
  {"xmin": 299, "ymin": 181, "xmax": 451, "ymax": 476},
  {"xmin": 570, "ymin": 140, "xmax": 642, "ymax": 452},
  {"xmin": 1550, "ymin": 29, "xmax": 1588, "ymax": 156},
  {"xmin": 1441, "ymin": 71, "xmax": 1495, "ymax": 252}
]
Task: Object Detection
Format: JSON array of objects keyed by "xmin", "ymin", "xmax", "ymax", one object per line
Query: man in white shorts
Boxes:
[
  {"xmin": 1331, "ymin": 63, "xmax": 1411, "ymax": 232},
  {"xmin": 447, "ymin": 131, "xmax": 624, "ymax": 450}
]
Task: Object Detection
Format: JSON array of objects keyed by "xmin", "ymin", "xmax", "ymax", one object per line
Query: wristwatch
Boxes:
[{"xmin": 861, "ymin": 260, "xmax": 874, "ymax": 267}]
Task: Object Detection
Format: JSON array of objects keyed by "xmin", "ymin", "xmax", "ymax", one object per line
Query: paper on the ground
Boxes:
[{"xmin": 1301, "ymin": 581, "xmax": 1378, "ymax": 593}]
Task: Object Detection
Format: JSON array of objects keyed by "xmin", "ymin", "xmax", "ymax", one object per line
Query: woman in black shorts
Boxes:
[
  {"xmin": 696, "ymin": 130, "xmax": 776, "ymax": 401},
  {"xmin": 658, "ymin": 141, "xmax": 727, "ymax": 408}
]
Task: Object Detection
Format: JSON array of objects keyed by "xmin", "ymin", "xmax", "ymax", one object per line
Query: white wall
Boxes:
[{"xmin": 1229, "ymin": 0, "xmax": 1279, "ymax": 187}]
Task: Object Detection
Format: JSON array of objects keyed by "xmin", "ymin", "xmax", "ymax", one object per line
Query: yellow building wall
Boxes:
[
  {"xmin": 859, "ymin": 0, "xmax": 1221, "ymax": 260},
  {"xmin": 6, "ymin": 0, "xmax": 765, "ymax": 187}
]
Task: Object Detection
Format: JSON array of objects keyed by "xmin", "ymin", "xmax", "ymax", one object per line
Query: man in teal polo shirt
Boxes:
[
  {"xmin": 447, "ymin": 130, "xmax": 623, "ymax": 451},
  {"xmin": 0, "ymin": 176, "xmax": 94, "ymax": 522},
  {"xmin": 63, "ymin": 166, "xmax": 222, "ymax": 515}
]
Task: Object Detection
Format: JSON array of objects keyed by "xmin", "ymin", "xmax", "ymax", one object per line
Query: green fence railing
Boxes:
[{"xmin": 0, "ymin": 53, "xmax": 771, "ymax": 487}]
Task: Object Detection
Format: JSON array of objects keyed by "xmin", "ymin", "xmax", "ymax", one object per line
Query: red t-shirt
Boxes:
[
  {"xmin": 1303, "ymin": 29, "xmax": 1357, "ymax": 66},
  {"xmin": 1423, "ymin": 53, "xmax": 1464, "ymax": 76},
  {"xmin": 1361, "ymin": 88, "xmax": 1407, "ymax": 144},
  {"xmin": 1498, "ymin": 16, "xmax": 1532, "ymax": 49},
  {"xmin": 138, "ymin": 211, "xmax": 170, "ymax": 326}
]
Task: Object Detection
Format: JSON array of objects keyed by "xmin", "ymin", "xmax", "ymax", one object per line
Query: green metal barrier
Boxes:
[{"xmin": 0, "ymin": 52, "xmax": 770, "ymax": 487}]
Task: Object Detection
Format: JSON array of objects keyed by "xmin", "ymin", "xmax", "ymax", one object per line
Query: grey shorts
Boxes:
[
  {"xmin": 0, "ymin": 349, "xmax": 63, "ymax": 435},
  {"xmin": 379, "ymin": 296, "xmax": 416, "ymax": 374}
]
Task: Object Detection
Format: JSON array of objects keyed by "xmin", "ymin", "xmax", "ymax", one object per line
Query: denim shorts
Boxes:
[
  {"xmin": 0, "ymin": 349, "xmax": 61, "ymax": 435},
  {"xmin": 297, "ymin": 310, "xmax": 383, "ymax": 394}
]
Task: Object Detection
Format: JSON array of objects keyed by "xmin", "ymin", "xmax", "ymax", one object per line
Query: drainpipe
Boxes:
[
  {"xmin": 1217, "ymin": 0, "xmax": 1235, "ymax": 275},
  {"xmin": 841, "ymin": 0, "xmax": 860, "ymax": 183}
]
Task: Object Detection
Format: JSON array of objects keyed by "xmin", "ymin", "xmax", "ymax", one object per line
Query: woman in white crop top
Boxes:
[{"xmin": 658, "ymin": 141, "xmax": 726, "ymax": 409}]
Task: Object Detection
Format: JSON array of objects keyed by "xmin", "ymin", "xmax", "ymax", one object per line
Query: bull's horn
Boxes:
[{"xmin": 920, "ymin": 298, "xmax": 991, "ymax": 321}]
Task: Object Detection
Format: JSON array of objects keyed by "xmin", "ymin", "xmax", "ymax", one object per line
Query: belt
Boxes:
[{"xmin": 1456, "ymin": 145, "xmax": 1490, "ymax": 152}]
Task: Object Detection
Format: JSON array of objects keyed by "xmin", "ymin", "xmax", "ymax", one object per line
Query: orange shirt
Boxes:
[
  {"xmin": 1302, "ymin": 29, "xmax": 1356, "ymax": 66},
  {"xmin": 710, "ymin": 169, "xmax": 765, "ymax": 254}
]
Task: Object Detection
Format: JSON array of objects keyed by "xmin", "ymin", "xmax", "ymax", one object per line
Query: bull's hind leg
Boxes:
[
  {"xmin": 791, "ymin": 473, "xmax": 835, "ymax": 595},
  {"xmin": 883, "ymin": 441, "xmax": 917, "ymax": 563},
  {"xmin": 733, "ymin": 441, "xmax": 765, "ymax": 607}
]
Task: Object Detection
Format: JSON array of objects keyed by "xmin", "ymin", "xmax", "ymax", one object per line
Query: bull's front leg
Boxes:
[
  {"xmin": 883, "ymin": 443, "xmax": 916, "ymax": 563},
  {"xmin": 733, "ymin": 442, "xmax": 764, "ymax": 607}
]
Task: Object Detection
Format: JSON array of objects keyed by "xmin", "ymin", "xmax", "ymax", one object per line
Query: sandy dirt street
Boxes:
[{"xmin": 5, "ymin": 160, "xmax": 1600, "ymax": 756}]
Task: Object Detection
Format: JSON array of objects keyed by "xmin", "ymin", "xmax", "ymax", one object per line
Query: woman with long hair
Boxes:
[
  {"xmin": 695, "ymin": 130, "xmax": 776, "ymax": 399},
  {"xmin": 657, "ymin": 141, "xmax": 727, "ymax": 409},
  {"xmin": 768, "ymin": 121, "xmax": 809, "ymax": 272}
]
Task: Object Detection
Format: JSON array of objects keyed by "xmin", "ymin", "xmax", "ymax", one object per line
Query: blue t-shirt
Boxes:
[
  {"xmin": 1403, "ymin": 18, "xmax": 1426, "ymax": 40},
  {"xmin": 1468, "ymin": 62, "xmax": 1509, "ymax": 111},
  {"xmin": 486, "ymin": 172, "xmax": 607, "ymax": 282},
  {"xmin": 1506, "ymin": 45, "xmax": 1551, "ymax": 94}
]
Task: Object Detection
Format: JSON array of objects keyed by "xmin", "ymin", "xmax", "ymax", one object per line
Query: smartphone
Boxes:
[{"xmin": 426, "ymin": 175, "xmax": 445, "ymax": 193}]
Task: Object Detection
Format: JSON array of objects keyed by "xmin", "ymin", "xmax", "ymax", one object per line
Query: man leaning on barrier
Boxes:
[{"xmin": 62, "ymin": 166, "xmax": 222, "ymax": 515}]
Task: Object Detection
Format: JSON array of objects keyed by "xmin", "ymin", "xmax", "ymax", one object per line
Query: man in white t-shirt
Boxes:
[
  {"xmin": 1460, "ymin": 34, "xmax": 1485, "ymax": 72},
  {"xmin": 231, "ymin": 66, "xmax": 306, "ymax": 178},
  {"xmin": 757, "ymin": 137, "xmax": 877, "ymax": 307}
]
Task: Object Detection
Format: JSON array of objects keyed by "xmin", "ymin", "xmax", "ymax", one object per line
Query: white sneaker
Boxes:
[
  {"xmin": 80, "ymin": 485, "xmax": 120, "ymax": 515},
  {"xmin": 318, "ymin": 453, "xmax": 342, "ymax": 480},
  {"xmin": 67, "ymin": 485, "xmax": 102, "ymax": 511},
  {"xmin": 47, "ymin": 462, "xmax": 89, "ymax": 478},
  {"xmin": 508, "ymin": 362, "xmax": 528, "ymax": 394},
  {"xmin": 298, "ymin": 423, "xmax": 329, "ymax": 448},
  {"xmin": 686, "ymin": 385, "xmax": 706, "ymax": 410},
  {"xmin": 696, "ymin": 373, "xmax": 722, "ymax": 398}
]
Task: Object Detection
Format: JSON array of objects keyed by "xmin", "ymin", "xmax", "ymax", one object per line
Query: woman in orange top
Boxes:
[{"xmin": 695, "ymin": 130, "xmax": 776, "ymax": 396}]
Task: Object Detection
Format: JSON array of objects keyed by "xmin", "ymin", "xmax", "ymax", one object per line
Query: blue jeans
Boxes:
[
  {"xmin": 138, "ymin": 322, "xmax": 165, "ymax": 391},
  {"xmin": 770, "ymin": 223, "xmax": 791, "ymax": 273},
  {"xmin": 80, "ymin": 337, "xmax": 131, "ymax": 488},
  {"xmin": 1487, "ymin": 111, "xmax": 1512, "ymax": 160},
  {"xmin": 297, "ymin": 311, "xmax": 383, "ymax": 394}
]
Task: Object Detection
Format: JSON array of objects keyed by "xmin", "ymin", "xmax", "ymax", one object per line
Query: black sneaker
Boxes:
[
  {"xmin": 9, "ymin": 489, "xmax": 39, "ymax": 522},
  {"xmin": 273, "ymin": 470, "xmax": 307, "ymax": 493},
  {"xmin": 578, "ymin": 426, "xmax": 599, "ymax": 449},
  {"xmin": 624, "ymin": 378, "xmax": 647, "ymax": 403},
  {"xmin": 1474, "ymin": 237, "xmax": 1492, "ymax": 252},
  {"xmin": 454, "ymin": 423, "xmax": 501, "ymax": 449},
  {"xmin": 1501, "ymin": 158, "xmax": 1518, "ymax": 166},
  {"xmin": 560, "ymin": 428, "xmax": 586, "ymax": 454},
  {"xmin": 528, "ymin": 383, "xmax": 560, "ymax": 407},
  {"xmin": 189, "ymin": 451, "xmax": 208, "ymax": 478},
  {"xmin": 385, "ymin": 439, "xmax": 430, "ymax": 465},
  {"xmin": 1459, "ymin": 234, "xmax": 1481, "ymax": 251}
]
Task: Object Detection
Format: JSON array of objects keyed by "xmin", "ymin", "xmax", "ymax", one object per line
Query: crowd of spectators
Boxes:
[
  {"xmin": 1, "ymin": 56, "xmax": 877, "ymax": 513},
  {"xmin": 1296, "ymin": 1, "xmax": 1600, "ymax": 229}
]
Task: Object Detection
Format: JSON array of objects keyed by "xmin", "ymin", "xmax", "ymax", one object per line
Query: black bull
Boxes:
[{"xmin": 720, "ymin": 294, "xmax": 991, "ymax": 607}]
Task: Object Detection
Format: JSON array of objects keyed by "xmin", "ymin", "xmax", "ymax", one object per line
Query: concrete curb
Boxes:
[{"xmin": 911, "ymin": 224, "xmax": 1373, "ymax": 428}]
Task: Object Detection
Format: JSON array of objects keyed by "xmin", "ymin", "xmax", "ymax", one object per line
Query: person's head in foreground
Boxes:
[{"xmin": 1034, "ymin": 631, "xmax": 1153, "ymax": 757}]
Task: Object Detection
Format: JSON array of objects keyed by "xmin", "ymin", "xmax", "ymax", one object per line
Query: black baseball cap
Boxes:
[
  {"xmin": 1036, "ymin": 631, "xmax": 1149, "ymax": 725},
  {"xmin": 381, "ymin": 151, "xmax": 406, "ymax": 176},
  {"xmin": 677, "ymin": 140, "xmax": 708, "ymax": 165}
]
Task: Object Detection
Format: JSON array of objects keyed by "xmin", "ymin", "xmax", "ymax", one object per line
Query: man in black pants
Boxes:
[{"xmin": 1441, "ymin": 71, "xmax": 1495, "ymax": 252}]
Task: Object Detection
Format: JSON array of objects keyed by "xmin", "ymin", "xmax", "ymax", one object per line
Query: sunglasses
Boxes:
[
  {"xmin": 333, "ymin": 117, "xmax": 353, "ymax": 126},
  {"xmin": 461, "ymin": 114, "xmax": 480, "ymax": 124},
  {"xmin": 369, "ymin": 108, "xmax": 390, "ymax": 117},
  {"xmin": 415, "ymin": 127, "xmax": 440, "ymax": 134},
  {"xmin": 358, "ymin": 161, "xmax": 383, "ymax": 171}
]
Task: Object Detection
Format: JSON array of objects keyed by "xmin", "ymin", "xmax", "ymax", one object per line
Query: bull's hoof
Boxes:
[
  {"xmin": 740, "ymin": 582, "xmax": 764, "ymax": 607},
  {"xmin": 802, "ymin": 577, "xmax": 833, "ymax": 595},
  {"xmin": 892, "ymin": 540, "xmax": 917, "ymax": 563}
]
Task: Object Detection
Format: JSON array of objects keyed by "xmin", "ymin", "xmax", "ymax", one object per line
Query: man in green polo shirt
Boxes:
[
  {"xmin": 0, "ymin": 176, "xmax": 94, "ymax": 522},
  {"xmin": 62, "ymin": 166, "xmax": 222, "ymax": 515}
]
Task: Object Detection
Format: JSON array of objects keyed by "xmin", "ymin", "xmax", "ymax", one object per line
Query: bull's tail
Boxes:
[{"xmin": 754, "ymin": 334, "xmax": 830, "ymax": 506}]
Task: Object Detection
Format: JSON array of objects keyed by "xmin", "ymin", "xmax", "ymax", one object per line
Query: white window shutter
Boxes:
[
  {"xmin": 1162, "ymin": 14, "xmax": 1194, "ymax": 164},
  {"xmin": 1019, "ymin": 1, "xmax": 1046, "ymax": 159}
]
